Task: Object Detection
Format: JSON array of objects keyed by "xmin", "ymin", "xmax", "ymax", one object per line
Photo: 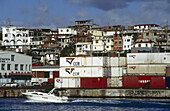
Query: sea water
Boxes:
[{"xmin": 0, "ymin": 98, "xmax": 170, "ymax": 111}]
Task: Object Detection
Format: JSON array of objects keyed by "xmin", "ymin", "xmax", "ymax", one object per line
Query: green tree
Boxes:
[
  {"xmin": 60, "ymin": 43, "xmax": 75, "ymax": 57},
  {"xmin": 133, "ymin": 33, "xmax": 138, "ymax": 42}
]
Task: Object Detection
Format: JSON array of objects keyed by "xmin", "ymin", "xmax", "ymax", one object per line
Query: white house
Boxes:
[
  {"xmin": 122, "ymin": 34, "xmax": 133, "ymax": 51},
  {"xmin": 92, "ymin": 36, "xmax": 114, "ymax": 53},
  {"xmin": 134, "ymin": 24, "xmax": 159, "ymax": 30},
  {"xmin": 134, "ymin": 39, "xmax": 154, "ymax": 48},
  {"xmin": 103, "ymin": 30, "xmax": 121, "ymax": 36},
  {"xmin": 104, "ymin": 37, "xmax": 114, "ymax": 51},
  {"xmin": 75, "ymin": 42, "xmax": 92, "ymax": 56},
  {"xmin": 58, "ymin": 28, "xmax": 77, "ymax": 35},
  {"xmin": 92, "ymin": 36, "xmax": 105, "ymax": 52}
]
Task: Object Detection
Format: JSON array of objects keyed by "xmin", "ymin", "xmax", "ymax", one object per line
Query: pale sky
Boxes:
[{"xmin": 0, "ymin": 0, "xmax": 170, "ymax": 29}]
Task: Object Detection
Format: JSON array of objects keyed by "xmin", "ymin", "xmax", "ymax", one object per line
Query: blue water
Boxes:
[{"xmin": 0, "ymin": 98, "xmax": 170, "ymax": 111}]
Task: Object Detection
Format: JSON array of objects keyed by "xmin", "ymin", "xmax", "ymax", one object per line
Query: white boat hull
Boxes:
[{"xmin": 22, "ymin": 89, "xmax": 68, "ymax": 103}]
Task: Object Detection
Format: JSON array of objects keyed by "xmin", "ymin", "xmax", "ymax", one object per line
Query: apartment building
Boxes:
[
  {"xmin": 2, "ymin": 25, "xmax": 30, "ymax": 52},
  {"xmin": 122, "ymin": 32, "xmax": 133, "ymax": 51}
]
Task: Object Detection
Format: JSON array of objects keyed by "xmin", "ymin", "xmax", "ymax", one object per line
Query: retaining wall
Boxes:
[{"xmin": 0, "ymin": 88, "xmax": 170, "ymax": 98}]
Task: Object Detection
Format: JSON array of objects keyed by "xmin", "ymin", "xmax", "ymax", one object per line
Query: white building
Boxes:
[
  {"xmin": 105, "ymin": 37, "xmax": 114, "ymax": 51},
  {"xmin": 57, "ymin": 28, "xmax": 76, "ymax": 49},
  {"xmin": 134, "ymin": 39, "xmax": 154, "ymax": 48},
  {"xmin": 92, "ymin": 36, "xmax": 105, "ymax": 52},
  {"xmin": 58, "ymin": 28, "xmax": 77, "ymax": 35},
  {"xmin": 75, "ymin": 42, "xmax": 92, "ymax": 56},
  {"xmin": 0, "ymin": 51, "xmax": 32, "ymax": 85},
  {"xmin": 92, "ymin": 36, "xmax": 114, "ymax": 53},
  {"xmin": 122, "ymin": 34, "xmax": 133, "ymax": 51},
  {"xmin": 134, "ymin": 24, "xmax": 159, "ymax": 30},
  {"xmin": 2, "ymin": 26, "xmax": 30, "ymax": 52},
  {"xmin": 88, "ymin": 30, "xmax": 103, "ymax": 36},
  {"xmin": 103, "ymin": 30, "xmax": 121, "ymax": 36}
]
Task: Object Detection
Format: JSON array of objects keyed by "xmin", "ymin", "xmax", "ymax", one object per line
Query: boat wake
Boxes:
[
  {"xmin": 71, "ymin": 99, "xmax": 124, "ymax": 104},
  {"xmin": 24, "ymin": 99, "xmax": 71, "ymax": 103},
  {"xmin": 24, "ymin": 100, "xmax": 45, "ymax": 103}
]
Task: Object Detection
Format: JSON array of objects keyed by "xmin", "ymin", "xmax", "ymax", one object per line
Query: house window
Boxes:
[
  {"xmin": 106, "ymin": 46, "xmax": 109, "ymax": 48},
  {"xmin": 25, "ymin": 65, "xmax": 27, "ymax": 71},
  {"xmin": 1, "ymin": 64, "xmax": 5, "ymax": 70},
  {"xmin": 66, "ymin": 29, "xmax": 69, "ymax": 32},
  {"xmin": 108, "ymin": 40, "xmax": 110, "ymax": 42},
  {"xmin": 20, "ymin": 64, "xmax": 24, "ymax": 71},
  {"xmin": 15, "ymin": 64, "xmax": 18, "ymax": 70},
  {"xmin": 11, "ymin": 55, "xmax": 15, "ymax": 61},
  {"xmin": 154, "ymin": 32, "xmax": 157, "ymax": 36},
  {"xmin": 4, "ymin": 73, "xmax": 7, "ymax": 78},
  {"xmin": 17, "ymin": 34, "xmax": 21, "ymax": 37},
  {"xmin": 146, "ymin": 44, "xmax": 148, "ymax": 47},
  {"xmin": 119, "ymin": 41, "xmax": 121, "ymax": 44},
  {"xmin": 127, "ymin": 39, "xmax": 130, "ymax": 42},
  {"xmin": 61, "ymin": 30, "xmax": 63, "ymax": 32},
  {"xmin": 29, "ymin": 65, "xmax": 31, "ymax": 71},
  {"xmin": 7, "ymin": 64, "xmax": 11, "ymax": 70},
  {"xmin": 138, "ymin": 44, "xmax": 141, "ymax": 47},
  {"xmin": 96, "ymin": 40, "xmax": 98, "ymax": 43},
  {"xmin": 5, "ymin": 34, "xmax": 8, "ymax": 37}
]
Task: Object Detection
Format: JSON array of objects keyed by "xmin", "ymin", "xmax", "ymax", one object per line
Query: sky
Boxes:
[{"xmin": 0, "ymin": 0, "xmax": 170, "ymax": 29}]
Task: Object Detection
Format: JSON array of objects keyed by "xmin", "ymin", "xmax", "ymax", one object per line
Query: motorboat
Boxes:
[{"xmin": 22, "ymin": 88, "xmax": 68, "ymax": 103}]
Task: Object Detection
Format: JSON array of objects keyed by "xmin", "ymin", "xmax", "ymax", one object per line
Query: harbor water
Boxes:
[{"xmin": 0, "ymin": 98, "xmax": 170, "ymax": 111}]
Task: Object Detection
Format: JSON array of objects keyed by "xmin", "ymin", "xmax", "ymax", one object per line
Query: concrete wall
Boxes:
[
  {"xmin": 67, "ymin": 89, "xmax": 170, "ymax": 98},
  {"xmin": 1, "ymin": 88, "xmax": 170, "ymax": 98}
]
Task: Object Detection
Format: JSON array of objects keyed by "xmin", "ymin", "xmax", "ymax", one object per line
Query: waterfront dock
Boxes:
[{"xmin": 0, "ymin": 88, "xmax": 170, "ymax": 99}]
